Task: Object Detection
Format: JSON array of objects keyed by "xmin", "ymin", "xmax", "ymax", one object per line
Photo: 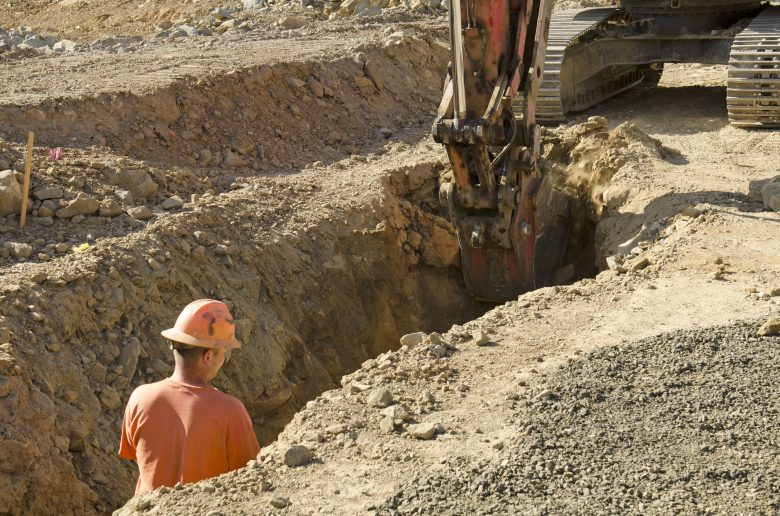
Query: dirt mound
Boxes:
[
  {"xmin": 541, "ymin": 117, "xmax": 675, "ymax": 214},
  {"xmin": 379, "ymin": 321, "xmax": 780, "ymax": 514},
  {"xmin": 0, "ymin": 30, "xmax": 448, "ymax": 171}
]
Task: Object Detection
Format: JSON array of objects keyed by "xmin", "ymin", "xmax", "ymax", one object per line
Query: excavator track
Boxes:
[
  {"xmin": 727, "ymin": 6, "xmax": 780, "ymax": 128},
  {"xmin": 536, "ymin": 8, "xmax": 618, "ymax": 124}
]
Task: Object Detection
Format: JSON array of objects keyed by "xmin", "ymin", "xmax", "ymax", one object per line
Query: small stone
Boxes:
[
  {"xmin": 283, "ymin": 444, "xmax": 312, "ymax": 467},
  {"xmin": 492, "ymin": 441, "xmax": 505, "ymax": 450},
  {"xmin": 279, "ymin": 16, "xmax": 308, "ymax": 29},
  {"xmin": 354, "ymin": 75, "xmax": 374, "ymax": 89},
  {"xmin": 427, "ymin": 332, "xmax": 443, "ymax": 345},
  {"xmin": 757, "ymin": 319, "xmax": 780, "ymax": 337},
  {"xmin": 378, "ymin": 127, "xmax": 393, "ymax": 139},
  {"xmin": 99, "ymin": 386, "xmax": 122, "ymax": 411},
  {"xmin": 231, "ymin": 137, "xmax": 256, "ymax": 156},
  {"xmin": 630, "ymin": 256, "xmax": 651, "ymax": 271},
  {"xmin": 56, "ymin": 194, "xmax": 100, "ymax": 219},
  {"xmin": 400, "ymin": 332, "xmax": 425, "ymax": 347},
  {"xmin": 269, "ymin": 496, "xmax": 290, "ymax": 509},
  {"xmin": 193, "ymin": 230, "xmax": 214, "ymax": 246},
  {"xmin": 367, "ymin": 387, "xmax": 393, "ymax": 408},
  {"xmin": 212, "ymin": 7, "xmax": 233, "ymax": 19},
  {"xmin": 407, "ymin": 422, "xmax": 437, "ymax": 440},
  {"xmin": 364, "ymin": 60, "xmax": 385, "ymax": 90},
  {"xmin": 116, "ymin": 189, "xmax": 134, "ymax": 205},
  {"xmin": 99, "ymin": 198, "xmax": 123, "ymax": 217},
  {"xmin": 472, "ymin": 328, "xmax": 490, "ymax": 346},
  {"xmin": 32, "ymin": 186, "xmax": 64, "ymax": 200},
  {"xmin": 9, "ymin": 242, "xmax": 32, "ymax": 258},
  {"xmin": 161, "ymin": 196, "xmax": 184, "ymax": 210},
  {"xmin": 381, "ymin": 404, "xmax": 411, "ymax": 421},
  {"xmin": 348, "ymin": 382, "xmax": 370, "ymax": 394},
  {"xmin": 0, "ymin": 170, "xmax": 21, "ymax": 217},
  {"xmin": 52, "ymin": 39, "xmax": 77, "ymax": 52},
  {"xmin": 307, "ymin": 77, "xmax": 324, "ymax": 98},
  {"xmin": 223, "ymin": 151, "xmax": 247, "ymax": 168},
  {"xmin": 133, "ymin": 498, "xmax": 152, "ymax": 511},
  {"xmin": 431, "ymin": 344, "xmax": 447, "ymax": 358},
  {"xmin": 680, "ymin": 207, "xmax": 703, "ymax": 218},
  {"xmin": 606, "ymin": 255, "xmax": 626, "ymax": 273},
  {"xmin": 378, "ymin": 416, "xmax": 396, "ymax": 433},
  {"xmin": 108, "ymin": 168, "xmax": 157, "ymax": 198},
  {"xmin": 54, "ymin": 243, "xmax": 69, "ymax": 254},
  {"xmin": 199, "ymin": 149, "xmax": 212, "ymax": 165},
  {"xmin": 127, "ymin": 206, "xmax": 153, "ymax": 220}
]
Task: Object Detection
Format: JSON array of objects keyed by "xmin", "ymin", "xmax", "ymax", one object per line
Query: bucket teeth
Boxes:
[{"xmin": 727, "ymin": 6, "xmax": 780, "ymax": 128}]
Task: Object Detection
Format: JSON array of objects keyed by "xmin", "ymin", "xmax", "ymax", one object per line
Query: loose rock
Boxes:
[
  {"xmin": 407, "ymin": 422, "xmax": 437, "ymax": 440},
  {"xmin": 283, "ymin": 445, "xmax": 312, "ymax": 467},
  {"xmin": 367, "ymin": 387, "xmax": 393, "ymax": 408}
]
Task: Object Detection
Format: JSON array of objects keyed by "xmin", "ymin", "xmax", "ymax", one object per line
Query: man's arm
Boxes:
[
  {"xmin": 226, "ymin": 402, "xmax": 260, "ymax": 470},
  {"xmin": 118, "ymin": 395, "xmax": 138, "ymax": 461}
]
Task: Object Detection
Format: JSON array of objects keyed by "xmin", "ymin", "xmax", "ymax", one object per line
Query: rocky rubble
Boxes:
[
  {"xmin": 380, "ymin": 321, "xmax": 780, "ymax": 514},
  {"xmin": 0, "ymin": 137, "xmax": 486, "ymax": 514}
]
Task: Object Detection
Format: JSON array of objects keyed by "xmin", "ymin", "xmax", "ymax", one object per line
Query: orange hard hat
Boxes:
[{"xmin": 161, "ymin": 299, "xmax": 241, "ymax": 349}]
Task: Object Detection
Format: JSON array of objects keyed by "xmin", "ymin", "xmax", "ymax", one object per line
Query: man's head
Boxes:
[
  {"xmin": 170, "ymin": 343, "xmax": 231, "ymax": 382},
  {"xmin": 162, "ymin": 299, "xmax": 241, "ymax": 383}
]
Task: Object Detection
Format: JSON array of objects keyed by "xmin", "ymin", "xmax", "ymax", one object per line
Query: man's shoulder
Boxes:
[
  {"xmin": 127, "ymin": 379, "xmax": 173, "ymax": 404},
  {"xmin": 208, "ymin": 388, "xmax": 247, "ymax": 411}
]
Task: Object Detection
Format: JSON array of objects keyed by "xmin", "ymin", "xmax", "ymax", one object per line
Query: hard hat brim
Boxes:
[{"xmin": 161, "ymin": 328, "xmax": 242, "ymax": 349}]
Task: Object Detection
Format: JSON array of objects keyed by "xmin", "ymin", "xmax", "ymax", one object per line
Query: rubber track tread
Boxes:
[
  {"xmin": 535, "ymin": 8, "xmax": 617, "ymax": 124},
  {"xmin": 727, "ymin": 6, "xmax": 780, "ymax": 127}
]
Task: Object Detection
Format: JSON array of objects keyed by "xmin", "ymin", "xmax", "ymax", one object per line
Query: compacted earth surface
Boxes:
[{"xmin": 0, "ymin": 0, "xmax": 778, "ymax": 515}]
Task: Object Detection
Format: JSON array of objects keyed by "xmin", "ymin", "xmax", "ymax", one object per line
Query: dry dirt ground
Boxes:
[{"xmin": 0, "ymin": 0, "xmax": 778, "ymax": 515}]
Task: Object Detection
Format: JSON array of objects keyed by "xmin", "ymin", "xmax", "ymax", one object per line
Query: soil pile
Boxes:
[
  {"xmin": 541, "ymin": 116, "xmax": 676, "ymax": 215},
  {"xmin": 380, "ymin": 321, "xmax": 780, "ymax": 514}
]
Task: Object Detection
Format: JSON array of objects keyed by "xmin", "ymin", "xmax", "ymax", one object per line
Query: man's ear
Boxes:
[{"xmin": 202, "ymin": 349, "xmax": 213, "ymax": 364}]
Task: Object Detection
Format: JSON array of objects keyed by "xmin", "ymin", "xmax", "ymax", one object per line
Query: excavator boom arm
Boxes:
[{"xmin": 434, "ymin": 0, "xmax": 562, "ymax": 302}]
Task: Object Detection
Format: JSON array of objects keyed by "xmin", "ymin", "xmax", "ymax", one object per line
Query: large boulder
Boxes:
[{"xmin": 0, "ymin": 170, "xmax": 22, "ymax": 217}]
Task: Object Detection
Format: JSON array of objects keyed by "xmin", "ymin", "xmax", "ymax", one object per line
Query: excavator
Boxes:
[
  {"xmin": 537, "ymin": 1, "xmax": 780, "ymax": 127},
  {"xmin": 434, "ymin": 0, "xmax": 779, "ymax": 302}
]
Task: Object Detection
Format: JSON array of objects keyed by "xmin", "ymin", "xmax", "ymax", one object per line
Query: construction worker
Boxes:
[{"xmin": 119, "ymin": 299, "xmax": 260, "ymax": 494}]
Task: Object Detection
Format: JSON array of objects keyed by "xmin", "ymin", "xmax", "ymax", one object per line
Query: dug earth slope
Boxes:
[
  {"xmin": 0, "ymin": 26, "xmax": 496, "ymax": 515},
  {"xmin": 118, "ymin": 64, "xmax": 779, "ymax": 515}
]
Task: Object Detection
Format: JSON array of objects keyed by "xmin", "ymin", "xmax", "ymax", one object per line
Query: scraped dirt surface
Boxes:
[{"xmin": 0, "ymin": 1, "xmax": 778, "ymax": 515}]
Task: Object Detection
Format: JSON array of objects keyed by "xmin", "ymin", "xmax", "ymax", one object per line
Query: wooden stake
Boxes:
[{"xmin": 20, "ymin": 132, "xmax": 34, "ymax": 228}]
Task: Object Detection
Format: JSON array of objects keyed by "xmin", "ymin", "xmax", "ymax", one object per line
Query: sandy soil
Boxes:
[{"xmin": 0, "ymin": 1, "xmax": 777, "ymax": 515}]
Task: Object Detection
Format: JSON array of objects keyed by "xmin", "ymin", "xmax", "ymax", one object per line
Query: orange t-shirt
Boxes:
[{"xmin": 119, "ymin": 378, "xmax": 260, "ymax": 494}]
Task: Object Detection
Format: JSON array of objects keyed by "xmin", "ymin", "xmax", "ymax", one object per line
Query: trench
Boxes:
[{"xmin": 0, "ymin": 32, "xmax": 603, "ymax": 516}]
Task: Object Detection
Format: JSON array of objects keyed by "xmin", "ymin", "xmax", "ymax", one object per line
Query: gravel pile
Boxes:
[{"xmin": 379, "ymin": 321, "xmax": 780, "ymax": 514}]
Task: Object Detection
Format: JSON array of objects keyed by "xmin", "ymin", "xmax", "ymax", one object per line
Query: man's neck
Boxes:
[{"xmin": 169, "ymin": 367, "xmax": 210, "ymax": 387}]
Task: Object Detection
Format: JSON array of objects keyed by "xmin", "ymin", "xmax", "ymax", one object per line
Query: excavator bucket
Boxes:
[{"xmin": 433, "ymin": 0, "xmax": 572, "ymax": 302}]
